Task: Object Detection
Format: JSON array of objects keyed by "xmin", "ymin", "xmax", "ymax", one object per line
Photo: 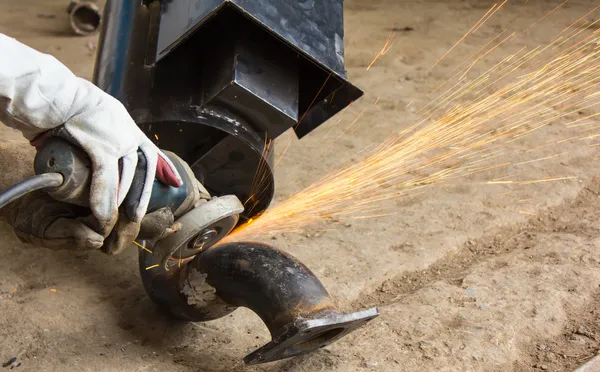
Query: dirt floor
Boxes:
[{"xmin": 1, "ymin": 0, "xmax": 600, "ymax": 371}]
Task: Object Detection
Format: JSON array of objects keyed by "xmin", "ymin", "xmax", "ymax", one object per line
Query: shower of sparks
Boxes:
[
  {"xmin": 245, "ymin": 137, "xmax": 276, "ymax": 219},
  {"xmin": 228, "ymin": 3, "xmax": 600, "ymax": 241}
]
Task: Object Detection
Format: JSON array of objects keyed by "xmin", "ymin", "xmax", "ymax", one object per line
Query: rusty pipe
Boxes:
[
  {"xmin": 139, "ymin": 241, "xmax": 378, "ymax": 365},
  {"xmin": 67, "ymin": 0, "xmax": 102, "ymax": 36}
]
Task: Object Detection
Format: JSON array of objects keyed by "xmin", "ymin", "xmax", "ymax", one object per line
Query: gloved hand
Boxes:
[
  {"xmin": 0, "ymin": 141, "xmax": 185, "ymax": 253},
  {"xmin": 1, "ymin": 191, "xmax": 104, "ymax": 251},
  {"xmin": 101, "ymin": 151, "xmax": 209, "ymax": 255},
  {"xmin": 0, "ymin": 33, "xmax": 182, "ymax": 249},
  {"xmin": 0, "ymin": 191, "xmax": 182, "ymax": 251}
]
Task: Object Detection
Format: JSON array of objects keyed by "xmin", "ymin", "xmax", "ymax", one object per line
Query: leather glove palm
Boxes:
[
  {"xmin": 1, "ymin": 191, "xmax": 179, "ymax": 252},
  {"xmin": 2, "ymin": 191, "xmax": 103, "ymax": 250}
]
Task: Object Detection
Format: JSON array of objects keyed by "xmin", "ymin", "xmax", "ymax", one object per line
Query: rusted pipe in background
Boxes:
[
  {"xmin": 67, "ymin": 0, "xmax": 102, "ymax": 36},
  {"xmin": 139, "ymin": 241, "xmax": 379, "ymax": 365}
]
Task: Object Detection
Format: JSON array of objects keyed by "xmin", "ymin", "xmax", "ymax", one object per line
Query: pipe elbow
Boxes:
[{"xmin": 139, "ymin": 241, "xmax": 378, "ymax": 365}]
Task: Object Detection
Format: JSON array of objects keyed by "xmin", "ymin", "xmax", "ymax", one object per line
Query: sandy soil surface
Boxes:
[{"xmin": 1, "ymin": 0, "xmax": 600, "ymax": 371}]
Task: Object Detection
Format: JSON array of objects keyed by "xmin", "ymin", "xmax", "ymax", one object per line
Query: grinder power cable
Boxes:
[{"xmin": 0, "ymin": 173, "xmax": 63, "ymax": 210}]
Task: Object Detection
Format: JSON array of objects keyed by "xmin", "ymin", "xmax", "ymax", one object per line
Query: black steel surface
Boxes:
[
  {"xmin": 155, "ymin": 0, "xmax": 347, "ymax": 77},
  {"xmin": 93, "ymin": 0, "xmax": 362, "ymax": 218},
  {"xmin": 244, "ymin": 308, "xmax": 380, "ymax": 365}
]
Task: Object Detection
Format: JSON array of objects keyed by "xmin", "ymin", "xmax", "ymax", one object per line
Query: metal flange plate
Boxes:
[{"xmin": 244, "ymin": 307, "xmax": 380, "ymax": 365}]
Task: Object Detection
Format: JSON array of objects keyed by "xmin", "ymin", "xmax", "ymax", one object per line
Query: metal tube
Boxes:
[
  {"xmin": 192, "ymin": 242, "xmax": 338, "ymax": 334},
  {"xmin": 139, "ymin": 241, "xmax": 236, "ymax": 322},
  {"xmin": 139, "ymin": 241, "xmax": 379, "ymax": 365},
  {"xmin": 68, "ymin": 1, "xmax": 102, "ymax": 36}
]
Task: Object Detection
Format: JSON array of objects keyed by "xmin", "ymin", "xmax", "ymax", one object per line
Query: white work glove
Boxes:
[{"xmin": 0, "ymin": 33, "xmax": 182, "ymax": 251}]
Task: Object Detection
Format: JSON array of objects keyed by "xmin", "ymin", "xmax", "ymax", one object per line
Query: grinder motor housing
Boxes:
[{"xmin": 94, "ymin": 0, "xmax": 363, "ymax": 222}]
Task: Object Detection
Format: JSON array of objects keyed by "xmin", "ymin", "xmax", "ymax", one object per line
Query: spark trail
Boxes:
[{"xmin": 229, "ymin": 4, "xmax": 600, "ymax": 241}]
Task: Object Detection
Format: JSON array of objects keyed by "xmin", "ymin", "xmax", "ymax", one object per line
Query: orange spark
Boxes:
[
  {"xmin": 333, "ymin": 109, "xmax": 366, "ymax": 144},
  {"xmin": 518, "ymin": 177, "xmax": 577, "ymax": 185},
  {"xmin": 473, "ymin": 0, "xmax": 508, "ymax": 34},
  {"xmin": 428, "ymin": 2, "xmax": 504, "ymax": 72},
  {"xmin": 519, "ymin": 211, "xmax": 536, "ymax": 216},
  {"xmin": 525, "ymin": 0, "xmax": 570, "ymax": 32},
  {"xmin": 133, "ymin": 240, "xmax": 152, "ymax": 254},
  {"xmin": 367, "ymin": 30, "xmax": 395, "ymax": 70},
  {"xmin": 513, "ymin": 153, "xmax": 565, "ymax": 166}
]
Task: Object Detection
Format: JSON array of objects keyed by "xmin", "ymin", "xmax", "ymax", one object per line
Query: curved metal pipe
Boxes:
[
  {"xmin": 193, "ymin": 242, "xmax": 338, "ymax": 334},
  {"xmin": 139, "ymin": 241, "xmax": 378, "ymax": 365}
]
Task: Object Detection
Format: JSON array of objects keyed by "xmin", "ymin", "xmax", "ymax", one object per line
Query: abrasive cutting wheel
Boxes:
[{"xmin": 151, "ymin": 195, "xmax": 244, "ymax": 269}]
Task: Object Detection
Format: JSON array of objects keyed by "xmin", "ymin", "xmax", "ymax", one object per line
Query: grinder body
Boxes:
[{"xmin": 33, "ymin": 137, "xmax": 194, "ymax": 216}]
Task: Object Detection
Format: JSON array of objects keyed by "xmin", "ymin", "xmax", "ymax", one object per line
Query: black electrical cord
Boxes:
[{"xmin": 0, "ymin": 173, "xmax": 64, "ymax": 210}]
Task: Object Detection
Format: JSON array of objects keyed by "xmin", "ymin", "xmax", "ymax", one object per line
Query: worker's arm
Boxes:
[{"xmin": 0, "ymin": 33, "xmax": 181, "ymax": 251}]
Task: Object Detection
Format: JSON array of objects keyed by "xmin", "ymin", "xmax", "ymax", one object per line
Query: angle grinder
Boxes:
[{"xmin": 0, "ymin": 137, "xmax": 243, "ymax": 264}]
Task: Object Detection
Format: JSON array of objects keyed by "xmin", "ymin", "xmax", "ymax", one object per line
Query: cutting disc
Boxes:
[{"xmin": 153, "ymin": 195, "xmax": 244, "ymax": 269}]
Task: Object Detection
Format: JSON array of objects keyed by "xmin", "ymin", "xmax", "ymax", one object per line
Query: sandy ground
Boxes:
[{"xmin": 1, "ymin": 0, "xmax": 600, "ymax": 371}]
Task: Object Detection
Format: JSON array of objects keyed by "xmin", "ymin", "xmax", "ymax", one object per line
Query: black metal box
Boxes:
[{"xmin": 155, "ymin": 0, "xmax": 362, "ymax": 139}]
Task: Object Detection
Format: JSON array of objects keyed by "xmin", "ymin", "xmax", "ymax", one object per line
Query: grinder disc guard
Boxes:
[{"xmin": 153, "ymin": 195, "xmax": 244, "ymax": 269}]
